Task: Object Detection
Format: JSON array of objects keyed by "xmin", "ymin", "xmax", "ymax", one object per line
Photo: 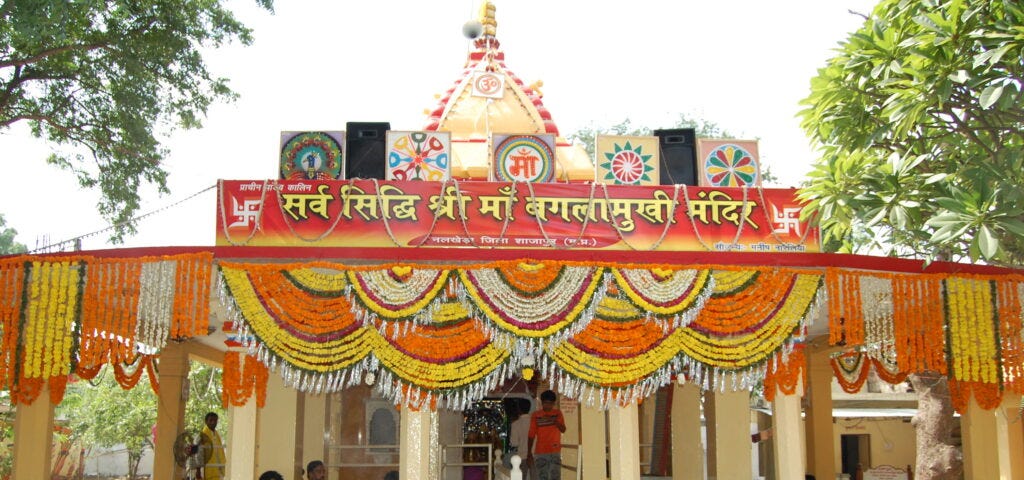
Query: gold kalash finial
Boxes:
[{"xmin": 478, "ymin": 1, "xmax": 497, "ymax": 38}]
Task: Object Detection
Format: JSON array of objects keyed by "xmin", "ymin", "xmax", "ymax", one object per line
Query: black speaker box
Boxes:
[
  {"xmin": 654, "ymin": 128, "xmax": 698, "ymax": 186},
  {"xmin": 345, "ymin": 122, "xmax": 391, "ymax": 180}
]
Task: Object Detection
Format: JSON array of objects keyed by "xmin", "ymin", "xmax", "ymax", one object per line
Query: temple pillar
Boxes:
[
  {"xmin": 153, "ymin": 341, "xmax": 189, "ymax": 480},
  {"xmin": 12, "ymin": 384, "xmax": 54, "ymax": 480},
  {"xmin": 257, "ymin": 373, "xmax": 300, "ymax": 478},
  {"xmin": 399, "ymin": 406, "xmax": 434, "ymax": 480},
  {"xmin": 711, "ymin": 389, "xmax": 751, "ymax": 480},
  {"xmin": 671, "ymin": 382, "xmax": 704, "ymax": 480},
  {"xmin": 607, "ymin": 401, "xmax": 641, "ymax": 480},
  {"xmin": 227, "ymin": 398, "xmax": 257, "ymax": 480},
  {"xmin": 771, "ymin": 379, "xmax": 805, "ymax": 480},
  {"xmin": 579, "ymin": 403, "xmax": 607, "ymax": 480},
  {"xmin": 962, "ymin": 393, "xmax": 1000, "ymax": 479},
  {"xmin": 996, "ymin": 392, "xmax": 1024, "ymax": 479},
  {"xmin": 300, "ymin": 392, "xmax": 328, "ymax": 469},
  {"xmin": 805, "ymin": 348, "xmax": 835, "ymax": 480}
]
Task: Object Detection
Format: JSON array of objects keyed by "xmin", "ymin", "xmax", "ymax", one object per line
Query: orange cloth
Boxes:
[{"xmin": 528, "ymin": 410, "xmax": 564, "ymax": 454}]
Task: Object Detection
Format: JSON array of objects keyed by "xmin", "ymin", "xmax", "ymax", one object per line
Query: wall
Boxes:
[{"xmin": 833, "ymin": 418, "xmax": 917, "ymax": 473}]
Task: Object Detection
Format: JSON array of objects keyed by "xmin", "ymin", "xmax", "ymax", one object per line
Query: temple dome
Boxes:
[{"xmin": 424, "ymin": 2, "xmax": 593, "ymax": 181}]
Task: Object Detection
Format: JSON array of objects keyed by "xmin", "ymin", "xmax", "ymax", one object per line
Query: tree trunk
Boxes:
[{"xmin": 910, "ymin": 371, "xmax": 962, "ymax": 480}]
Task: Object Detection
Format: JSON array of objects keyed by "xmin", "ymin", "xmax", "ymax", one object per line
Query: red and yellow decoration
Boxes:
[{"xmin": 219, "ymin": 260, "xmax": 821, "ymax": 408}]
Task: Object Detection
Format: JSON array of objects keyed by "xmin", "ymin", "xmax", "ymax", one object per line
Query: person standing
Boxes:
[
  {"xmin": 505, "ymin": 399, "xmax": 532, "ymax": 477},
  {"xmin": 527, "ymin": 390, "xmax": 565, "ymax": 480},
  {"xmin": 200, "ymin": 412, "xmax": 226, "ymax": 480}
]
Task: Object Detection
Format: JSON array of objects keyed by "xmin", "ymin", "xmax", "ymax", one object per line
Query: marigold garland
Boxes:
[
  {"xmin": 764, "ymin": 347, "xmax": 805, "ymax": 401},
  {"xmin": 222, "ymin": 351, "xmax": 270, "ymax": 407},
  {"xmin": 892, "ymin": 274, "xmax": 946, "ymax": 374},
  {"xmin": 0, "ymin": 258, "xmax": 25, "ymax": 391},
  {"xmin": 21, "ymin": 261, "xmax": 81, "ymax": 379},
  {"xmin": 945, "ymin": 277, "xmax": 998, "ymax": 383},
  {"xmin": 949, "ymin": 378, "xmax": 1002, "ymax": 413},
  {"xmin": 996, "ymin": 277, "xmax": 1024, "ymax": 394}
]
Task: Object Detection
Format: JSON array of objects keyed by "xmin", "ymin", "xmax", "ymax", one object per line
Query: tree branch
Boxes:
[{"xmin": 0, "ymin": 42, "xmax": 108, "ymax": 69}]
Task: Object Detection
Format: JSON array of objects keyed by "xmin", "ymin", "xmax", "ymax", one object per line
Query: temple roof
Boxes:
[{"xmin": 424, "ymin": 2, "xmax": 592, "ymax": 180}]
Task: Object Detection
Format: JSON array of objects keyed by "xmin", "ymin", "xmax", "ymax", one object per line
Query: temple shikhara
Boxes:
[{"xmin": 2, "ymin": 3, "xmax": 1023, "ymax": 480}]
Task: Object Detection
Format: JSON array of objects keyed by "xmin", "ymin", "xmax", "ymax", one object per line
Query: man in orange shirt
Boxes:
[{"xmin": 527, "ymin": 390, "xmax": 566, "ymax": 480}]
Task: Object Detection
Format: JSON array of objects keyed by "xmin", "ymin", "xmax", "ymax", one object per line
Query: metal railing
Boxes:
[{"xmin": 441, "ymin": 443, "xmax": 494, "ymax": 480}]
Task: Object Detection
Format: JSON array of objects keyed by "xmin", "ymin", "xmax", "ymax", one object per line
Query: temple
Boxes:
[{"xmin": 2, "ymin": 3, "xmax": 1023, "ymax": 480}]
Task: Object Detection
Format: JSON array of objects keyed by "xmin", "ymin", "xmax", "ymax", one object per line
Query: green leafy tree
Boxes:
[
  {"xmin": 799, "ymin": 1, "xmax": 1024, "ymax": 478},
  {"xmin": 60, "ymin": 369, "xmax": 158, "ymax": 479},
  {"xmin": 58, "ymin": 362, "xmax": 224, "ymax": 479},
  {"xmin": 0, "ymin": 0, "xmax": 273, "ymax": 242},
  {"xmin": 799, "ymin": 0, "xmax": 1024, "ymax": 265},
  {"xmin": 568, "ymin": 114, "xmax": 778, "ymax": 184},
  {"xmin": 0, "ymin": 214, "xmax": 26, "ymax": 255}
]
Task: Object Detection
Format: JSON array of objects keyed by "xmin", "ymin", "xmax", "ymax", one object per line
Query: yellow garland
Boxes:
[
  {"xmin": 374, "ymin": 337, "xmax": 508, "ymax": 390},
  {"xmin": 946, "ymin": 277, "xmax": 998, "ymax": 383},
  {"xmin": 550, "ymin": 334, "xmax": 682, "ymax": 385},
  {"xmin": 22, "ymin": 261, "xmax": 79, "ymax": 379}
]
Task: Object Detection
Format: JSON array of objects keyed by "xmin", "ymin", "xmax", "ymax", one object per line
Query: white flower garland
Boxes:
[{"xmin": 136, "ymin": 260, "xmax": 176, "ymax": 351}]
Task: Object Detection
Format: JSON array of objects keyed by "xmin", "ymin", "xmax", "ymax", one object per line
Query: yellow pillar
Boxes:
[
  {"xmin": 962, "ymin": 392, "xmax": 999, "ymax": 479},
  {"xmin": 257, "ymin": 373, "xmax": 300, "ymax": 478},
  {"xmin": 153, "ymin": 342, "xmax": 189, "ymax": 480},
  {"xmin": 771, "ymin": 379, "xmax": 805, "ymax": 480},
  {"xmin": 227, "ymin": 398, "xmax": 257, "ymax": 480},
  {"xmin": 301, "ymin": 392, "xmax": 328, "ymax": 469},
  {"xmin": 996, "ymin": 392, "xmax": 1024, "ymax": 480},
  {"xmin": 579, "ymin": 403, "xmax": 607, "ymax": 480},
  {"xmin": 12, "ymin": 384, "xmax": 54, "ymax": 480},
  {"xmin": 608, "ymin": 401, "xmax": 641, "ymax": 480},
  {"xmin": 711, "ymin": 389, "xmax": 751, "ymax": 480},
  {"xmin": 671, "ymin": 382, "xmax": 704, "ymax": 480},
  {"xmin": 805, "ymin": 349, "xmax": 835, "ymax": 480},
  {"xmin": 399, "ymin": 406, "xmax": 434, "ymax": 480}
]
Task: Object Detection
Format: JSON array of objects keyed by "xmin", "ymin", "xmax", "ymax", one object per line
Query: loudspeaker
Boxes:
[
  {"xmin": 654, "ymin": 128, "xmax": 697, "ymax": 186},
  {"xmin": 345, "ymin": 122, "xmax": 391, "ymax": 180}
]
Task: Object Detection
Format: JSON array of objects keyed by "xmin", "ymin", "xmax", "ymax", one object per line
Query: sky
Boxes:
[{"xmin": 0, "ymin": 0, "xmax": 880, "ymax": 252}]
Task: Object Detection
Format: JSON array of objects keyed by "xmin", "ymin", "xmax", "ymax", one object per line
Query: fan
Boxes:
[{"xmin": 172, "ymin": 430, "xmax": 213, "ymax": 479}]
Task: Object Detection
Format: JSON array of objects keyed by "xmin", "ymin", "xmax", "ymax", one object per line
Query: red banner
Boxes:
[{"xmin": 215, "ymin": 180, "xmax": 820, "ymax": 252}]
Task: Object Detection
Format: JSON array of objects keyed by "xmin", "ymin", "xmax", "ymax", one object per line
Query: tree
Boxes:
[
  {"xmin": 0, "ymin": 214, "xmax": 26, "ymax": 255},
  {"xmin": 568, "ymin": 114, "xmax": 778, "ymax": 184},
  {"xmin": 799, "ymin": 1, "xmax": 1024, "ymax": 478},
  {"xmin": 0, "ymin": 0, "xmax": 273, "ymax": 242},
  {"xmin": 60, "ymin": 369, "xmax": 158, "ymax": 480},
  {"xmin": 58, "ymin": 362, "xmax": 224, "ymax": 479},
  {"xmin": 798, "ymin": 0, "xmax": 1024, "ymax": 265}
]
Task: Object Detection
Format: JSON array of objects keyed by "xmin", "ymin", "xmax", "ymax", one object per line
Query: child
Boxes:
[{"xmin": 527, "ymin": 390, "xmax": 566, "ymax": 480}]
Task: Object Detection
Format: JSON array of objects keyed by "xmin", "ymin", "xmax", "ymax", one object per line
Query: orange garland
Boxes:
[
  {"xmin": 0, "ymin": 257, "xmax": 25, "ymax": 392},
  {"xmin": 826, "ymin": 268, "xmax": 865, "ymax": 347},
  {"xmin": 764, "ymin": 347, "xmax": 806, "ymax": 401},
  {"xmin": 996, "ymin": 277, "xmax": 1024, "ymax": 394},
  {"xmin": 222, "ymin": 351, "xmax": 270, "ymax": 408},
  {"xmin": 892, "ymin": 274, "xmax": 946, "ymax": 375},
  {"xmin": 949, "ymin": 378, "xmax": 1002, "ymax": 413}
]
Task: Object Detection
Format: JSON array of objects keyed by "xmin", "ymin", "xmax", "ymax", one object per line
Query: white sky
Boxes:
[{"xmin": 0, "ymin": 0, "xmax": 878, "ymax": 251}]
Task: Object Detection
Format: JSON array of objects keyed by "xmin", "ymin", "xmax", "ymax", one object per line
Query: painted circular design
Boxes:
[
  {"xmin": 494, "ymin": 135, "xmax": 554, "ymax": 182},
  {"xmin": 280, "ymin": 132, "xmax": 343, "ymax": 180},
  {"xmin": 703, "ymin": 144, "xmax": 758, "ymax": 186},
  {"xmin": 474, "ymin": 73, "xmax": 502, "ymax": 96},
  {"xmin": 610, "ymin": 150, "xmax": 646, "ymax": 184}
]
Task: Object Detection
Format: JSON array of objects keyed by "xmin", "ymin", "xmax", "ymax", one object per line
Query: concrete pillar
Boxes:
[
  {"xmin": 996, "ymin": 392, "xmax": 1024, "ymax": 480},
  {"xmin": 805, "ymin": 349, "xmax": 835, "ymax": 480},
  {"xmin": 152, "ymin": 342, "xmax": 189, "ymax": 480},
  {"xmin": 580, "ymin": 403, "xmax": 607, "ymax": 480},
  {"xmin": 995, "ymin": 392, "xmax": 1024, "ymax": 480},
  {"xmin": 711, "ymin": 389, "xmax": 751, "ymax": 480},
  {"xmin": 671, "ymin": 382, "xmax": 704, "ymax": 480},
  {"xmin": 608, "ymin": 401, "xmax": 641, "ymax": 480},
  {"xmin": 227, "ymin": 398, "xmax": 257, "ymax": 480},
  {"xmin": 301, "ymin": 392, "xmax": 328, "ymax": 470},
  {"xmin": 771, "ymin": 379, "xmax": 805, "ymax": 480},
  {"xmin": 400, "ymin": 406, "xmax": 434, "ymax": 480},
  {"xmin": 12, "ymin": 384, "xmax": 54, "ymax": 480},
  {"xmin": 962, "ymin": 393, "xmax": 1000, "ymax": 479},
  {"xmin": 257, "ymin": 373, "xmax": 300, "ymax": 478}
]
